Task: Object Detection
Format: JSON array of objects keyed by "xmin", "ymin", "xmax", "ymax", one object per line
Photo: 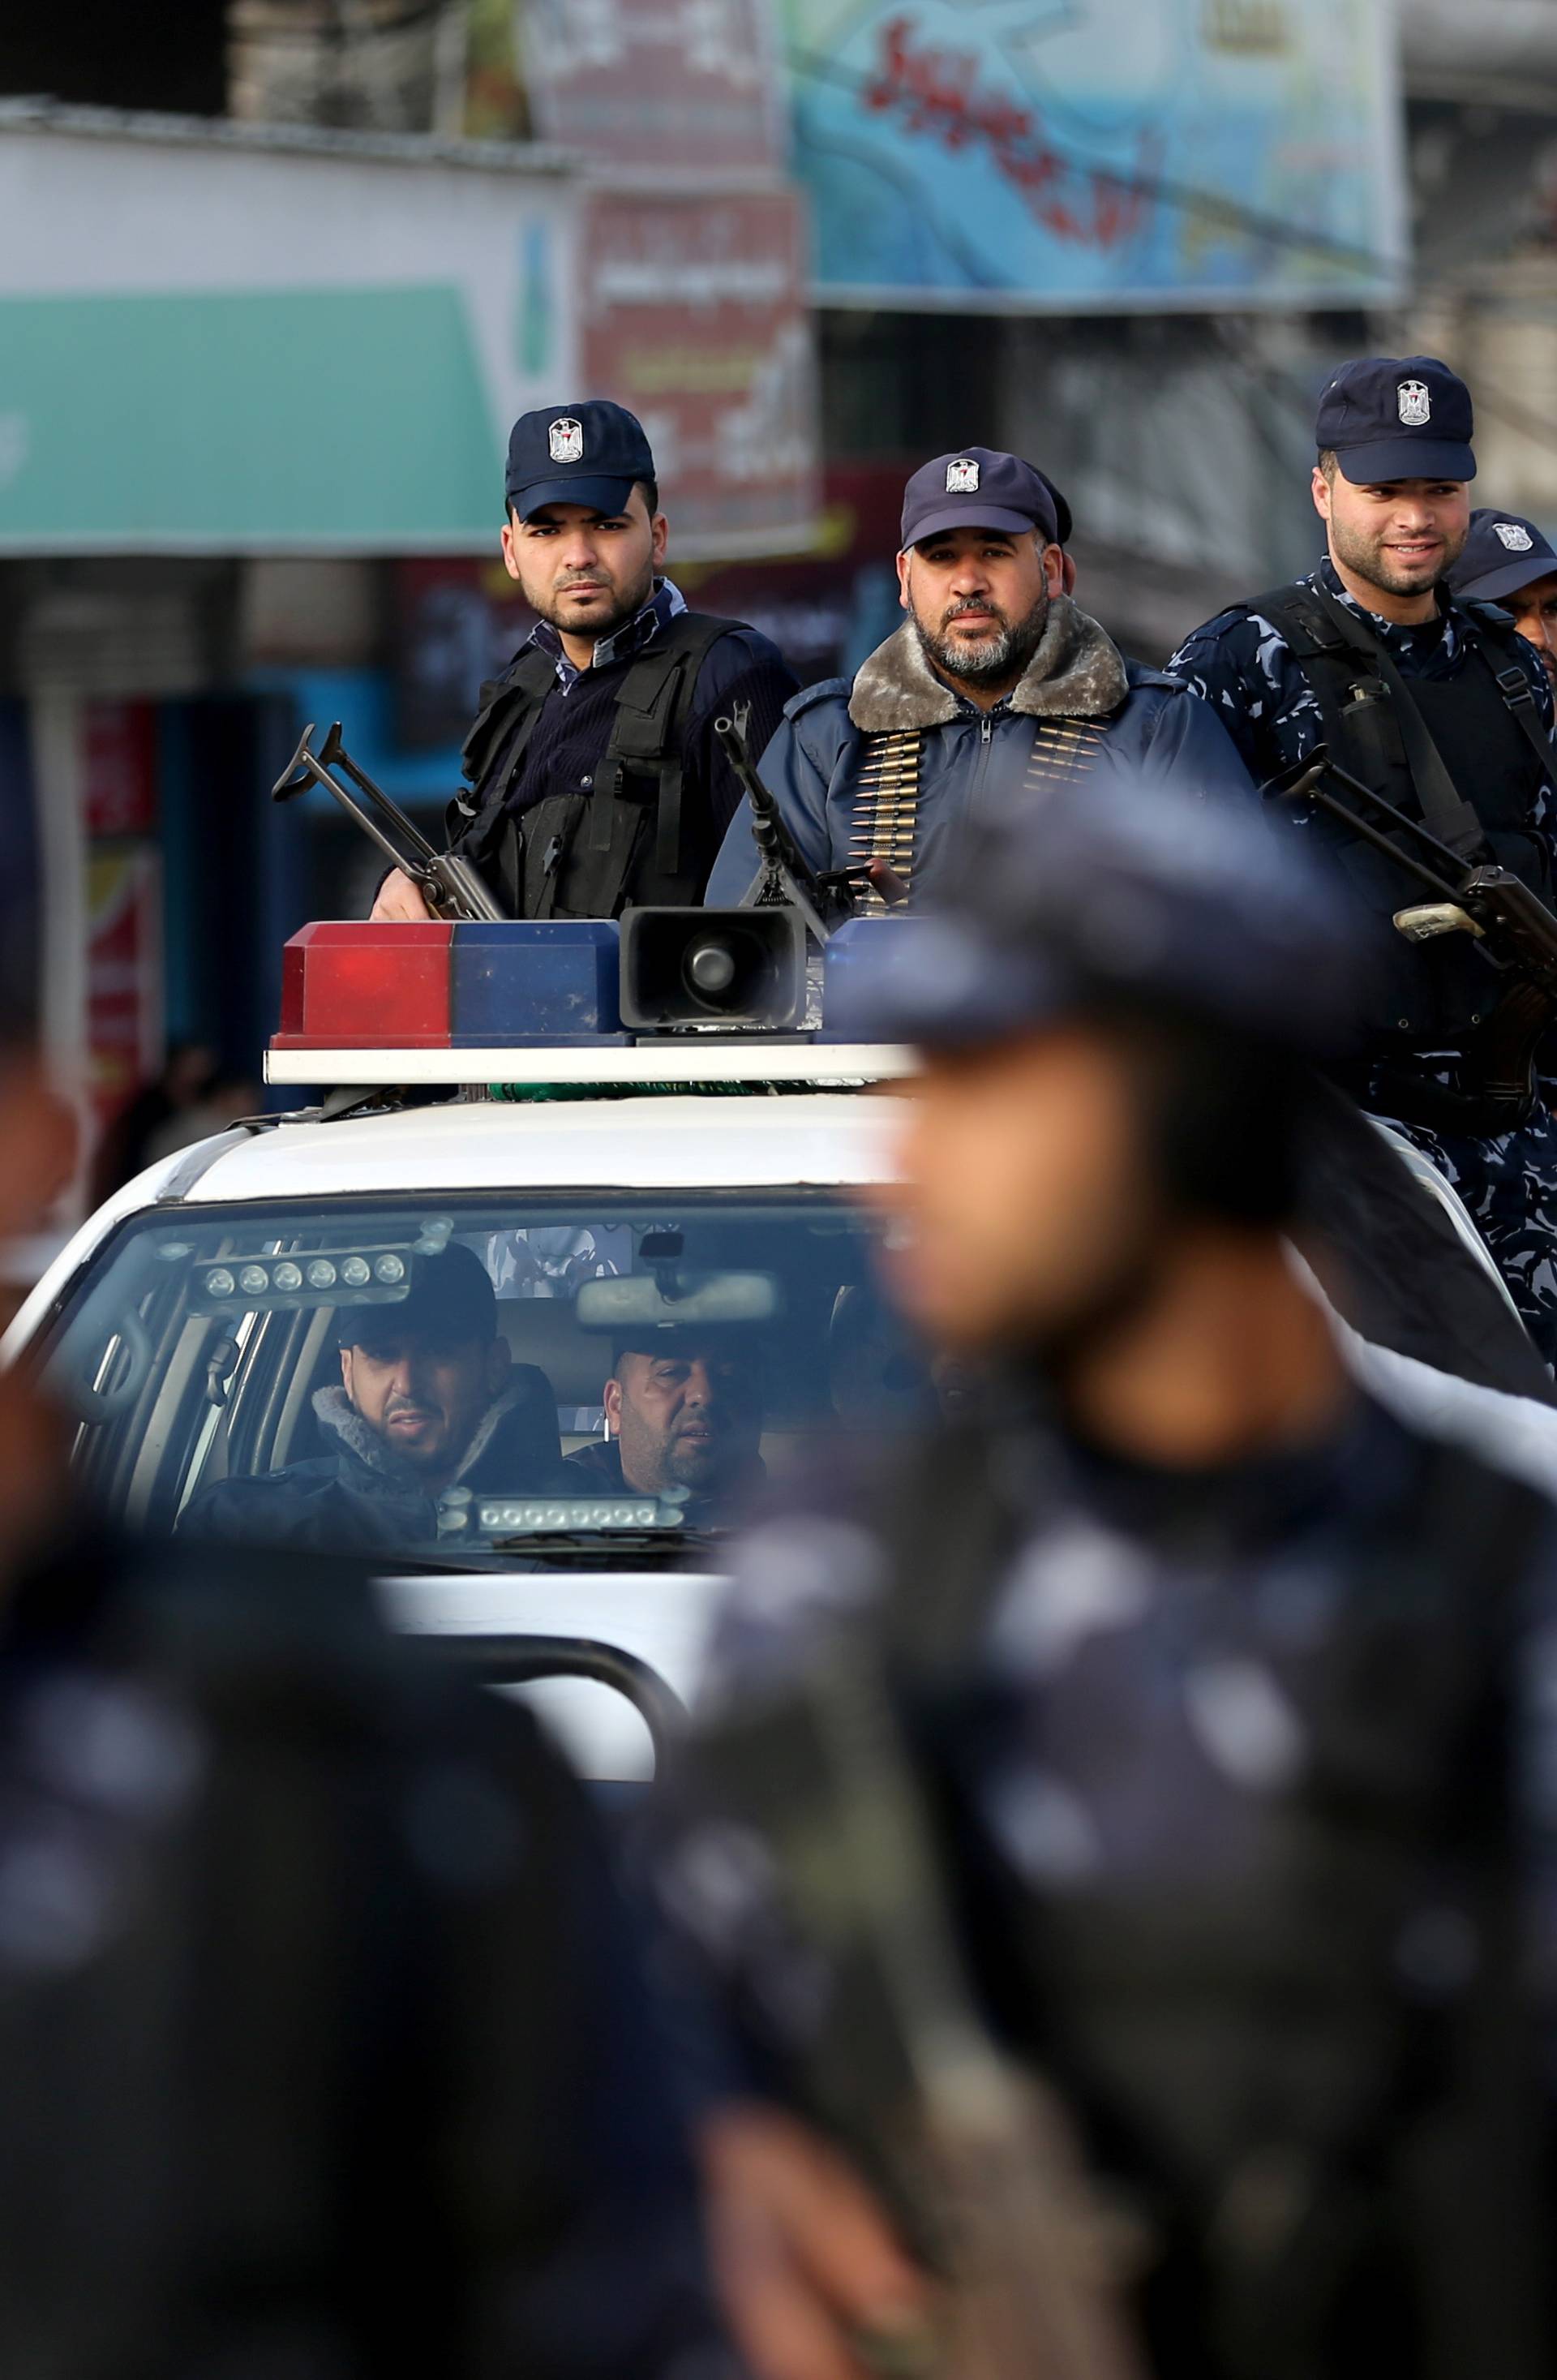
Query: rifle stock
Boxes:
[{"xmin": 272, "ymin": 721, "xmax": 508, "ymax": 923}]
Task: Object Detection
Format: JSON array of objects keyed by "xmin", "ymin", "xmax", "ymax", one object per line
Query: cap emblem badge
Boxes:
[
  {"xmin": 1495, "ymin": 520, "xmax": 1535, "ymax": 552},
  {"xmin": 1397, "ymin": 379, "xmax": 1431, "ymax": 427},
  {"xmin": 946, "ymin": 457, "xmax": 980, "ymax": 493},
  {"xmin": 548, "ymin": 416, "xmax": 583, "ymax": 464}
]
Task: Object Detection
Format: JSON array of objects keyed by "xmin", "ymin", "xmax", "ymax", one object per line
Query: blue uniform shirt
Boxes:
[{"xmin": 1169, "ymin": 553, "xmax": 1557, "ymax": 797}]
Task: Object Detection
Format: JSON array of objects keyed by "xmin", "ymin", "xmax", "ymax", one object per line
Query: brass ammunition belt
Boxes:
[{"xmin": 850, "ymin": 716, "xmax": 1108, "ymax": 906}]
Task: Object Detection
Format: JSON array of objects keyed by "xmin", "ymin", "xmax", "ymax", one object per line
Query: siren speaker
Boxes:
[{"xmin": 619, "ymin": 908, "xmax": 807, "ymax": 1030}]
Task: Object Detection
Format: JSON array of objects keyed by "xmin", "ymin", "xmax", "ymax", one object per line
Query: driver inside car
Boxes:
[
  {"xmin": 567, "ymin": 1330, "xmax": 766, "ymax": 1527},
  {"xmin": 181, "ymin": 1244, "xmax": 564, "ymax": 1551}
]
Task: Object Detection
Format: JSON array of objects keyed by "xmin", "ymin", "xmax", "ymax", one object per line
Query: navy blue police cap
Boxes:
[
  {"xmin": 1315, "ymin": 355, "xmax": 1475, "ymax": 484},
  {"xmin": 901, "ymin": 447, "xmax": 1070, "ymax": 550},
  {"xmin": 337, "ymin": 1241, "xmax": 497, "ymax": 1352},
  {"xmin": 831, "ymin": 775, "xmax": 1372, "ymax": 1062},
  {"xmin": 505, "ymin": 399, "xmax": 657, "ymax": 522},
  {"xmin": 1448, "ymin": 507, "xmax": 1557, "ymax": 604}
]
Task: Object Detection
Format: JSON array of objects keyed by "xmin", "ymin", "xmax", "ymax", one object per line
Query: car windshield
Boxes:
[{"xmin": 36, "ymin": 1192, "xmax": 931, "ymax": 1566}]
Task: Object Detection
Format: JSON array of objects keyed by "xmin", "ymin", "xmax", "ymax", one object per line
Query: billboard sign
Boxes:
[
  {"xmin": 579, "ymin": 187, "xmax": 820, "ymax": 553},
  {"xmin": 780, "ymin": 0, "xmax": 1406, "ymax": 310}
]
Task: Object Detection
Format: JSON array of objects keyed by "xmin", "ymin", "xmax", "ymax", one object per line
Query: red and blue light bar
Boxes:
[
  {"xmin": 273, "ymin": 921, "xmax": 628, "ymax": 1050},
  {"xmin": 269, "ymin": 915, "xmax": 920, "ymax": 1069}
]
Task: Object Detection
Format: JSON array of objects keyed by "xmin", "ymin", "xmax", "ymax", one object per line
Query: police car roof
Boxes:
[
  {"xmin": 2, "ymin": 1091, "xmax": 903, "ymax": 1364},
  {"xmin": 186, "ymin": 1092, "xmax": 900, "ymax": 1202}
]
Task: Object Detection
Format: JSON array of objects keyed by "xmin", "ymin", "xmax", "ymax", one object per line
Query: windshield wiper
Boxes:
[{"xmin": 487, "ymin": 1525, "xmax": 727, "ymax": 1556}]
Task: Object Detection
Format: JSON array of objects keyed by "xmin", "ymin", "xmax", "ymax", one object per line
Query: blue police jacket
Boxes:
[{"xmin": 704, "ymin": 595, "xmax": 1255, "ymax": 905}]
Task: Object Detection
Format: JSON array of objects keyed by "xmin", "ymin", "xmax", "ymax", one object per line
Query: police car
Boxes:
[
  {"xmin": 5, "ymin": 913, "xmax": 1554, "ymax": 1781},
  {"xmin": 2, "ymin": 913, "xmax": 928, "ymax": 1781}
]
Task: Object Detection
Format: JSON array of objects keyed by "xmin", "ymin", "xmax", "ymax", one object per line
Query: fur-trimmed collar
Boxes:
[
  {"xmin": 847, "ymin": 596, "xmax": 1130, "ymax": 732},
  {"xmin": 313, "ymin": 1381, "xmax": 524, "ymax": 1488}
]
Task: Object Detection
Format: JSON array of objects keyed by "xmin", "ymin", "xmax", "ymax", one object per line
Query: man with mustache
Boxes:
[
  {"xmin": 373, "ymin": 398, "xmax": 795, "ymax": 921},
  {"xmin": 705, "ymin": 445, "xmax": 1252, "ymax": 909},
  {"xmin": 1172, "ymin": 357, "xmax": 1557, "ymax": 1364},
  {"xmin": 568, "ymin": 1333, "xmax": 765, "ymax": 1527},
  {"xmin": 181, "ymin": 1243, "xmax": 566, "ymax": 1551}
]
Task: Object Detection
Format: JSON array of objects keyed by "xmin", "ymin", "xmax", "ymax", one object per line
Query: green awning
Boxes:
[{"xmin": 0, "ymin": 283, "xmax": 504, "ymax": 550}]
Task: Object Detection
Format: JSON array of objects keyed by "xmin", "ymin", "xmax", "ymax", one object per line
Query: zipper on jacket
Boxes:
[{"xmin": 980, "ymin": 715, "xmax": 992, "ymax": 745}]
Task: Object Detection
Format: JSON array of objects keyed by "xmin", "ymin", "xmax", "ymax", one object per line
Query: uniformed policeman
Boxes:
[
  {"xmin": 662, "ymin": 782, "xmax": 1557, "ymax": 2380},
  {"xmin": 1448, "ymin": 506, "xmax": 1557, "ymax": 687},
  {"xmin": 704, "ymin": 445, "xmax": 1253, "ymax": 909},
  {"xmin": 1171, "ymin": 357, "xmax": 1557, "ymax": 1364},
  {"xmin": 373, "ymin": 398, "xmax": 796, "ymax": 921}
]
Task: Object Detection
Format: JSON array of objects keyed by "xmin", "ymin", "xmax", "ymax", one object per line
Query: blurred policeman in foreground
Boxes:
[
  {"xmin": 666, "ymin": 784, "xmax": 1557, "ymax": 2380},
  {"xmin": 374, "ymin": 397, "xmax": 795, "ymax": 921},
  {"xmin": 705, "ymin": 445, "xmax": 1251, "ymax": 908},
  {"xmin": 1448, "ymin": 505, "xmax": 1557, "ymax": 686},
  {"xmin": 0, "ymin": 974, "xmax": 712, "ymax": 2371},
  {"xmin": 1172, "ymin": 358, "xmax": 1557, "ymax": 1364}
]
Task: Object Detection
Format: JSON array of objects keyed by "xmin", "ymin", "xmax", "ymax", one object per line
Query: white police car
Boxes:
[
  {"xmin": 4, "ymin": 912, "xmax": 924, "ymax": 1778},
  {"xmin": 6, "ymin": 914, "xmax": 1555, "ymax": 1781}
]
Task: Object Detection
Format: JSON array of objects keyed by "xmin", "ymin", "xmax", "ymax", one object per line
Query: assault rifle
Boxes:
[
  {"xmin": 273, "ymin": 720, "xmax": 508, "ymax": 923},
  {"xmin": 693, "ymin": 1632, "xmax": 1149, "ymax": 2380},
  {"xmin": 1267, "ymin": 743, "xmax": 1557, "ymax": 1127},
  {"xmin": 715, "ymin": 707, "xmax": 903, "ymax": 941}
]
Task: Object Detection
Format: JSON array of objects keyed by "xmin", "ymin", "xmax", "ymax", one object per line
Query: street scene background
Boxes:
[{"xmin": 0, "ymin": 0, "xmax": 1550, "ymax": 1260}]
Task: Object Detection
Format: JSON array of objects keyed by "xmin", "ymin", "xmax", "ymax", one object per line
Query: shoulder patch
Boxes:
[{"xmin": 783, "ymin": 676, "xmax": 851, "ymax": 721}]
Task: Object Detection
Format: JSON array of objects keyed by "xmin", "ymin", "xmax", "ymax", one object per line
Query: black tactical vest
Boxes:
[
  {"xmin": 1249, "ymin": 584, "xmax": 1555, "ymax": 1059},
  {"xmin": 869, "ymin": 1422, "xmax": 1553, "ymax": 2380},
  {"xmin": 448, "ymin": 613, "xmax": 735, "ymax": 918}
]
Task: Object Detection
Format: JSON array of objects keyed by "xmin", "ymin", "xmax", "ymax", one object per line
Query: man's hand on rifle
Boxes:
[
  {"xmin": 370, "ymin": 867, "xmax": 435, "ymax": 923},
  {"xmin": 700, "ymin": 2102, "xmax": 935, "ymax": 2380}
]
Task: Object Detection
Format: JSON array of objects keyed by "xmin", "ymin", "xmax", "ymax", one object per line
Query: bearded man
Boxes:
[{"xmin": 705, "ymin": 445, "xmax": 1251, "ymax": 909}]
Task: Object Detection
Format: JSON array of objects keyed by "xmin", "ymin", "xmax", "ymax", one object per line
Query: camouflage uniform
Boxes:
[
  {"xmin": 666, "ymin": 1398, "xmax": 1557, "ymax": 2380},
  {"xmin": 1172, "ymin": 557, "xmax": 1557, "ymax": 1366}
]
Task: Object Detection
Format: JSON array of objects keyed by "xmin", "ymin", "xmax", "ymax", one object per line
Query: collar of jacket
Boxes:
[
  {"xmin": 312, "ymin": 1381, "xmax": 524, "ymax": 1489},
  {"xmin": 847, "ymin": 596, "xmax": 1130, "ymax": 732},
  {"xmin": 525, "ymin": 574, "xmax": 689, "ymax": 687}
]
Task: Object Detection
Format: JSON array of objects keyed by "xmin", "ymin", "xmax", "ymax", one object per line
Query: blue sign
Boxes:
[{"xmin": 781, "ymin": 0, "xmax": 1406, "ymax": 310}]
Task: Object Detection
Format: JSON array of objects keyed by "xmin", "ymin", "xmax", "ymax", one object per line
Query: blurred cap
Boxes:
[
  {"xmin": 830, "ymin": 776, "xmax": 1371, "ymax": 1061},
  {"xmin": 337, "ymin": 1242, "xmax": 497, "ymax": 1351},
  {"xmin": 1448, "ymin": 507, "xmax": 1557, "ymax": 604},
  {"xmin": 505, "ymin": 399, "xmax": 656, "ymax": 520},
  {"xmin": 901, "ymin": 447, "xmax": 1070, "ymax": 550},
  {"xmin": 1315, "ymin": 355, "xmax": 1475, "ymax": 483}
]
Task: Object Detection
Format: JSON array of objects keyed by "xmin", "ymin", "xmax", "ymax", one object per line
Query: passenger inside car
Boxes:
[
  {"xmin": 566, "ymin": 1330, "xmax": 766, "ymax": 1527},
  {"xmin": 179, "ymin": 1244, "xmax": 565, "ymax": 1550}
]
